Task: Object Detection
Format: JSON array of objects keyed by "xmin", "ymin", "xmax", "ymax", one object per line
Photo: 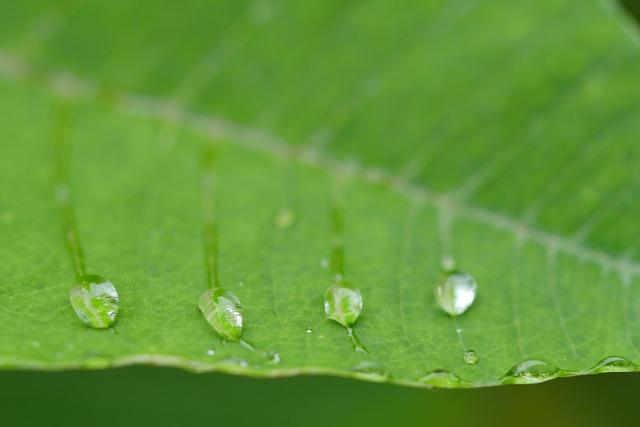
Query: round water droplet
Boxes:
[
  {"xmin": 324, "ymin": 281, "xmax": 363, "ymax": 327},
  {"xmin": 198, "ymin": 287, "xmax": 243, "ymax": 341},
  {"xmin": 263, "ymin": 351, "xmax": 281, "ymax": 365},
  {"xmin": 69, "ymin": 274, "xmax": 119, "ymax": 329},
  {"xmin": 418, "ymin": 370, "xmax": 470, "ymax": 389},
  {"xmin": 305, "ymin": 326, "xmax": 313, "ymax": 334},
  {"xmin": 463, "ymin": 350, "xmax": 478, "ymax": 365},
  {"xmin": 275, "ymin": 207, "xmax": 296, "ymax": 229},
  {"xmin": 500, "ymin": 360, "xmax": 559, "ymax": 384},
  {"xmin": 588, "ymin": 356, "xmax": 636, "ymax": 374},
  {"xmin": 320, "ymin": 259, "xmax": 329, "ymax": 269},
  {"xmin": 206, "ymin": 349, "xmax": 216, "ymax": 356},
  {"xmin": 434, "ymin": 270, "xmax": 477, "ymax": 316}
]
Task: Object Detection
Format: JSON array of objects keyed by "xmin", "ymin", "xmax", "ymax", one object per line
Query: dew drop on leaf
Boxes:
[
  {"xmin": 69, "ymin": 274, "xmax": 119, "ymax": 329},
  {"xmin": 324, "ymin": 281, "xmax": 363, "ymax": 327},
  {"xmin": 500, "ymin": 360, "xmax": 559, "ymax": 384},
  {"xmin": 588, "ymin": 356, "xmax": 636, "ymax": 373},
  {"xmin": 434, "ymin": 270, "xmax": 477, "ymax": 316},
  {"xmin": 463, "ymin": 349, "xmax": 478, "ymax": 365},
  {"xmin": 199, "ymin": 288, "xmax": 243, "ymax": 341}
]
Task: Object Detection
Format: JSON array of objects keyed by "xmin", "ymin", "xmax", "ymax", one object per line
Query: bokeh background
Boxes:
[{"xmin": 1, "ymin": 368, "xmax": 640, "ymax": 426}]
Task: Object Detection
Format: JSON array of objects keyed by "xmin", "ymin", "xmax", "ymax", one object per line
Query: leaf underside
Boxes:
[{"xmin": 1, "ymin": 0, "xmax": 640, "ymax": 388}]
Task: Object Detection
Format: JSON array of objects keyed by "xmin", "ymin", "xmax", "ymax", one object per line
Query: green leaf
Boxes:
[{"xmin": 1, "ymin": 0, "xmax": 640, "ymax": 388}]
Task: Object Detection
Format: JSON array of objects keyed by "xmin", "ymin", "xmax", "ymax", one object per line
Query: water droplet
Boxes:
[
  {"xmin": 275, "ymin": 207, "xmax": 296, "ymax": 229},
  {"xmin": 263, "ymin": 351, "xmax": 281, "ymax": 365},
  {"xmin": 463, "ymin": 350, "xmax": 478, "ymax": 365},
  {"xmin": 305, "ymin": 326, "xmax": 313, "ymax": 334},
  {"xmin": 198, "ymin": 288, "xmax": 243, "ymax": 341},
  {"xmin": 434, "ymin": 270, "xmax": 477, "ymax": 316},
  {"xmin": 206, "ymin": 349, "xmax": 216, "ymax": 356},
  {"xmin": 320, "ymin": 259, "xmax": 329, "ymax": 269},
  {"xmin": 588, "ymin": 356, "xmax": 636, "ymax": 373},
  {"xmin": 349, "ymin": 361, "xmax": 388, "ymax": 381},
  {"xmin": 500, "ymin": 360, "xmax": 559, "ymax": 384},
  {"xmin": 324, "ymin": 281, "xmax": 363, "ymax": 327},
  {"xmin": 69, "ymin": 274, "xmax": 119, "ymax": 329},
  {"xmin": 418, "ymin": 371, "xmax": 470, "ymax": 389}
]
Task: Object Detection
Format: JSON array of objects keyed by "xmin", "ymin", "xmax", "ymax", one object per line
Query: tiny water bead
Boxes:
[
  {"xmin": 434, "ymin": 270, "xmax": 477, "ymax": 316},
  {"xmin": 500, "ymin": 360, "xmax": 560, "ymax": 385},
  {"xmin": 463, "ymin": 349, "xmax": 478, "ymax": 365},
  {"xmin": 199, "ymin": 288, "xmax": 243, "ymax": 341},
  {"xmin": 588, "ymin": 356, "xmax": 637, "ymax": 374},
  {"xmin": 69, "ymin": 274, "xmax": 119, "ymax": 329},
  {"xmin": 324, "ymin": 281, "xmax": 363, "ymax": 327}
]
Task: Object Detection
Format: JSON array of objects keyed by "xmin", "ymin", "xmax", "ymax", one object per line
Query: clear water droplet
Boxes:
[
  {"xmin": 275, "ymin": 207, "xmax": 296, "ymax": 229},
  {"xmin": 500, "ymin": 360, "xmax": 559, "ymax": 384},
  {"xmin": 463, "ymin": 349, "xmax": 478, "ymax": 365},
  {"xmin": 263, "ymin": 351, "xmax": 281, "ymax": 365},
  {"xmin": 206, "ymin": 349, "xmax": 216, "ymax": 356},
  {"xmin": 198, "ymin": 288, "xmax": 243, "ymax": 341},
  {"xmin": 320, "ymin": 259, "xmax": 329, "ymax": 269},
  {"xmin": 69, "ymin": 274, "xmax": 119, "ymax": 329},
  {"xmin": 324, "ymin": 281, "xmax": 363, "ymax": 327},
  {"xmin": 305, "ymin": 326, "xmax": 313, "ymax": 334},
  {"xmin": 588, "ymin": 356, "xmax": 636, "ymax": 373},
  {"xmin": 434, "ymin": 270, "xmax": 477, "ymax": 316},
  {"xmin": 418, "ymin": 370, "xmax": 470, "ymax": 389}
]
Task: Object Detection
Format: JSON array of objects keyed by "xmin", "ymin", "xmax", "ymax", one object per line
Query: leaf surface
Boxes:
[{"xmin": 1, "ymin": 0, "xmax": 640, "ymax": 387}]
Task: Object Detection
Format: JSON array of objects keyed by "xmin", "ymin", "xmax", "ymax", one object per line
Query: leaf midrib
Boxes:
[{"xmin": 1, "ymin": 49, "xmax": 638, "ymax": 283}]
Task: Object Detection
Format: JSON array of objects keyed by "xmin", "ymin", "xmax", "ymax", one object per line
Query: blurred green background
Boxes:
[{"xmin": 2, "ymin": 368, "xmax": 639, "ymax": 426}]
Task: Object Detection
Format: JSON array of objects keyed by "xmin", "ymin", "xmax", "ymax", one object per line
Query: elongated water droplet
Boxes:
[
  {"xmin": 199, "ymin": 288, "xmax": 243, "ymax": 341},
  {"xmin": 434, "ymin": 270, "xmax": 477, "ymax": 316},
  {"xmin": 69, "ymin": 274, "xmax": 119, "ymax": 329},
  {"xmin": 463, "ymin": 349, "xmax": 478, "ymax": 365},
  {"xmin": 418, "ymin": 371, "xmax": 470, "ymax": 389},
  {"xmin": 500, "ymin": 360, "xmax": 559, "ymax": 384},
  {"xmin": 588, "ymin": 356, "xmax": 636, "ymax": 373},
  {"xmin": 324, "ymin": 281, "xmax": 363, "ymax": 327},
  {"xmin": 275, "ymin": 207, "xmax": 296, "ymax": 229}
]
